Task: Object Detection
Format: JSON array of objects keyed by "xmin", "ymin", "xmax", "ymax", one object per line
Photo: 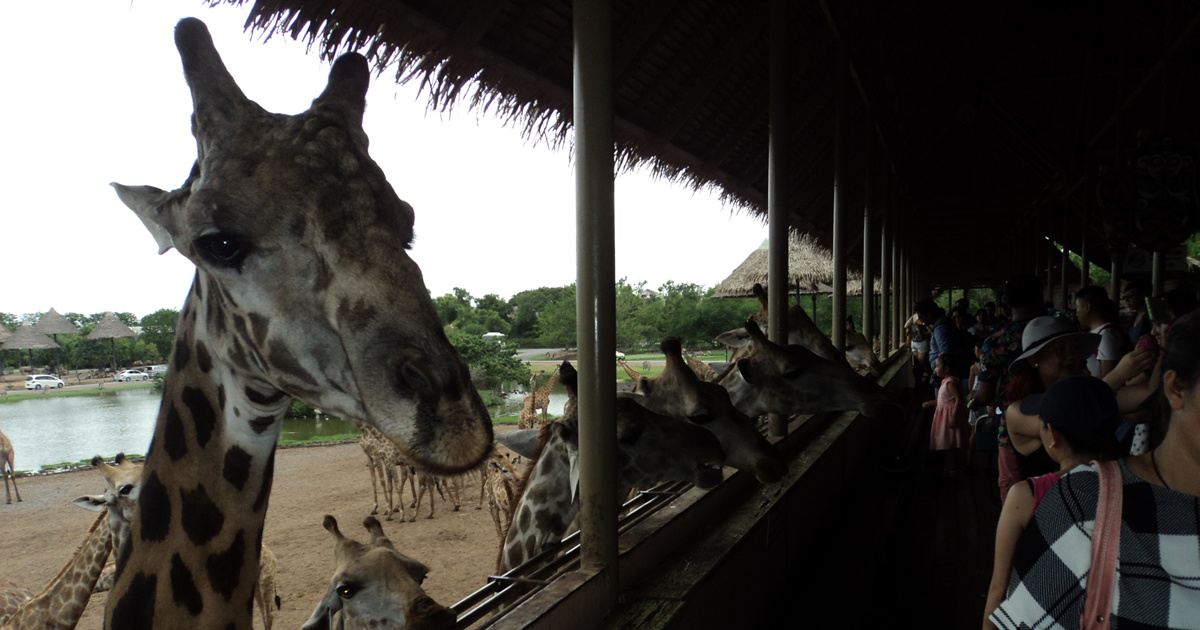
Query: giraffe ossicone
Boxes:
[{"xmin": 105, "ymin": 18, "xmax": 491, "ymax": 628}]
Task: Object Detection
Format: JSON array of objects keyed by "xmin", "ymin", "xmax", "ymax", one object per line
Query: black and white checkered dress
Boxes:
[{"xmin": 991, "ymin": 460, "xmax": 1200, "ymax": 629}]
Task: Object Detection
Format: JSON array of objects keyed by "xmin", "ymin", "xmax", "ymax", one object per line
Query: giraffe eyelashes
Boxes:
[
  {"xmin": 336, "ymin": 583, "xmax": 359, "ymax": 599},
  {"xmin": 194, "ymin": 232, "xmax": 248, "ymax": 268},
  {"xmin": 118, "ymin": 484, "xmax": 133, "ymax": 496}
]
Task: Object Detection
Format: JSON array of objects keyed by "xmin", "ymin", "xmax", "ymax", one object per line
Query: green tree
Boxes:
[
  {"xmin": 0, "ymin": 313, "xmax": 18, "ymax": 332},
  {"xmin": 446, "ymin": 328, "xmax": 530, "ymax": 391},
  {"xmin": 537, "ymin": 284, "xmax": 578, "ymax": 347},
  {"xmin": 140, "ymin": 309, "xmax": 180, "ymax": 358},
  {"xmin": 508, "ymin": 286, "xmax": 571, "ymax": 342}
]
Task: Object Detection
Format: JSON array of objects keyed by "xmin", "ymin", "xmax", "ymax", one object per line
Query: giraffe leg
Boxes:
[
  {"xmin": 5, "ymin": 466, "xmax": 17, "ymax": 503},
  {"xmin": 489, "ymin": 500, "xmax": 505, "ymax": 544},
  {"xmin": 382, "ymin": 461, "xmax": 398, "ymax": 521},
  {"xmin": 256, "ymin": 545, "xmax": 279, "ymax": 630},
  {"xmin": 477, "ymin": 470, "xmax": 487, "ymax": 510},
  {"xmin": 410, "ymin": 481, "xmax": 424, "ymax": 523},
  {"xmin": 367, "ymin": 457, "xmax": 380, "ymax": 515},
  {"xmin": 426, "ymin": 479, "xmax": 439, "ymax": 519}
]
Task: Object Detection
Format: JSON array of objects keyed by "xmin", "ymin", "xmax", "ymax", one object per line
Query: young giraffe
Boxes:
[
  {"xmin": 105, "ymin": 20, "xmax": 492, "ymax": 628},
  {"xmin": 516, "ymin": 393, "xmax": 538, "ymax": 430},
  {"xmin": 532, "ymin": 365, "xmax": 559, "ymax": 424},
  {"xmin": 357, "ymin": 424, "xmax": 416, "ymax": 521},
  {"xmin": 0, "ymin": 428, "xmax": 21, "ymax": 504},
  {"xmin": 619, "ymin": 358, "xmax": 642, "ymax": 382},
  {"xmin": 498, "ymin": 361, "xmax": 725, "ymax": 572},
  {"xmin": 484, "ymin": 448, "xmax": 521, "ymax": 546},
  {"xmin": 683, "ymin": 351, "xmax": 717, "ymax": 382},
  {"xmin": 0, "ymin": 510, "xmax": 111, "ymax": 630},
  {"xmin": 301, "ymin": 515, "xmax": 454, "ymax": 630},
  {"xmin": 75, "ymin": 454, "xmax": 281, "ymax": 630}
]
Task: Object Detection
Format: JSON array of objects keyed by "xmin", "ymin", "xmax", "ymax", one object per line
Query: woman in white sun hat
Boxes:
[{"xmin": 1000, "ymin": 316, "xmax": 1101, "ymax": 499}]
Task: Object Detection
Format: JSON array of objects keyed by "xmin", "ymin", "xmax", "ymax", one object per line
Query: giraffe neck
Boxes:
[
  {"xmin": 8, "ymin": 510, "xmax": 110, "ymax": 628},
  {"xmin": 499, "ymin": 432, "xmax": 577, "ymax": 572},
  {"xmin": 106, "ymin": 280, "xmax": 286, "ymax": 629}
]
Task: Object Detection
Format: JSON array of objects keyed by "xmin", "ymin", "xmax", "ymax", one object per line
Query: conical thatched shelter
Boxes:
[
  {"xmin": 31, "ymin": 308, "xmax": 80, "ymax": 336},
  {"xmin": 32, "ymin": 307, "xmax": 81, "ymax": 374},
  {"xmin": 0, "ymin": 324, "xmax": 59, "ymax": 374},
  {"xmin": 711, "ymin": 234, "xmax": 879, "ymax": 299},
  {"xmin": 87, "ymin": 313, "xmax": 137, "ymax": 371}
]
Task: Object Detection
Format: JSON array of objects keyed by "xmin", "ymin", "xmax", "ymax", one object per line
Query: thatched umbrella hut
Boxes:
[
  {"xmin": 0, "ymin": 324, "xmax": 59, "ymax": 374},
  {"xmin": 87, "ymin": 313, "xmax": 137, "ymax": 372},
  {"xmin": 712, "ymin": 234, "xmax": 880, "ymax": 299},
  {"xmin": 32, "ymin": 308, "xmax": 81, "ymax": 374},
  {"xmin": 0, "ymin": 325, "xmax": 12, "ymax": 375}
]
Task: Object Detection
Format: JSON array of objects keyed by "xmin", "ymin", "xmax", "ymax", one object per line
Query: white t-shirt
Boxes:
[{"xmin": 1086, "ymin": 322, "xmax": 1123, "ymax": 377}]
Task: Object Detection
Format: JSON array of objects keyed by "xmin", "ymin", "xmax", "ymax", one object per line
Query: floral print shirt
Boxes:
[{"xmin": 977, "ymin": 319, "xmax": 1028, "ymax": 448}]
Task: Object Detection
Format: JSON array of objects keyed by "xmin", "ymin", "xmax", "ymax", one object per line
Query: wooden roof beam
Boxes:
[{"xmin": 441, "ymin": 0, "xmax": 506, "ymax": 53}]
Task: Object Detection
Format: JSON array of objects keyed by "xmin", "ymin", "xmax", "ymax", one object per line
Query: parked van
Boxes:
[{"xmin": 149, "ymin": 365, "xmax": 169, "ymax": 376}]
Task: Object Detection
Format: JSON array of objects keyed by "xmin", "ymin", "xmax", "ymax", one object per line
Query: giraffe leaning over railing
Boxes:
[
  {"xmin": 497, "ymin": 361, "xmax": 725, "ymax": 573},
  {"xmin": 104, "ymin": 19, "xmax": 492, "ymax": 628},
  {"xmin": 301, "ymin": 515, "xmax": 454, "ymax": 630}
]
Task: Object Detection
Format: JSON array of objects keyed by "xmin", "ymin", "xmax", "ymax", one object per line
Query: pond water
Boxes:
[
  {"xmin": 0, "ymin": 382, "xmax": 576, "ymax": 472},
  {"xmin": 0, "ymin": 390, "xmax": 356, "ymax": 472}
]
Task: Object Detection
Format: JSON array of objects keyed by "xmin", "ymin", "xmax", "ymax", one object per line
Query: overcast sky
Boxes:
[{"xmin": 1, "ymin": 0, "xmax": 768, "ymax": 320}]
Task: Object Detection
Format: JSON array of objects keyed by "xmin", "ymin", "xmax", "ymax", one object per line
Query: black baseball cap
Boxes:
[{"xmin": 1018, "ymin": 375, "xmax": 1120, "ymax": 447}]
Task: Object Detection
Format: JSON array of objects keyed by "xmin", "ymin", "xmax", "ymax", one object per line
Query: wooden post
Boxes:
[
  {"xmin": 879, "ymin": 175, "xmax": 891, "ymax": 354},
  {"xmin": 862, "ymin": 128, "xmax": 874, "ymax": 347}
]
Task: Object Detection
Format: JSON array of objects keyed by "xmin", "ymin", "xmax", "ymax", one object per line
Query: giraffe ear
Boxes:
[
  {"xmin": 634, "ymin": 377, "xmax": 652, "ymax": 395},
  {"xmin": 111, "ymin": 183, "xmax": 179, "ymax": 255},
  {"xmin": 72, "ymin": 495, "xmax": 108, "ymax": 512},
  {"xmin": 716, "ymin": 328, "xmax": 751, "ymax": 348},
  {"xmin": 300, "ymin": 586, "xmax": 343, "ymax": 630}
]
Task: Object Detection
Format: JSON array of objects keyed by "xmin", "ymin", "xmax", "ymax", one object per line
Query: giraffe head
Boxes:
[
  {"xmin": 302, "ymin": 515, "xmax": 454, "ymax": 630},
  {"xmin": 720, "ymin": 321, "xmax": 890, "ymax": 417},
  {"xmin": 111, "ymin": 19, "xmax": 491, "ymax": 472},
  {"xmin": 73, "ymin": 453, "xmax": 144, "ymax": 555},
  {"xmin": 844, "ymin": 327, "xmax": 884, "ymax": 377},
  {"xmin": 558, "ymin": 361, "xmax": 724, "ymax": 491},
  {"xmin": 634, "ymin": 338, "xmax": 785, "ymax": 483}
]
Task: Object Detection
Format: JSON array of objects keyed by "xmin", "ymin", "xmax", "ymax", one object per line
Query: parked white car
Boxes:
[
  {"xmin": 25, "ymin": 374, "xmax": 64, "ymax": 390},
  {"xmin": 114, "ymin": 370, "xmax": 150, "ymax": 382},
  {"xmin": 149, "ymin": 365, "xmax": 169, "ymax": 376}
]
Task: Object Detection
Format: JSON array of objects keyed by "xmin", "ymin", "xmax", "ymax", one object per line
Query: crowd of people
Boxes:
[{"xmin": 906, "ymin": 273, "xmax": 1200, "ymax": 629}]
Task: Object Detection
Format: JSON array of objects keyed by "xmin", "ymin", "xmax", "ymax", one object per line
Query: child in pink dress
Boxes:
[{"xmin": 923, "ymin": 354, "xmax": 968, "ymax": 476}]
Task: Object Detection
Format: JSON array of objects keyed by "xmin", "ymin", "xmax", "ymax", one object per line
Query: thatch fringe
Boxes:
[{"xmin": 213, "ymin": 0, "xmax": 766, "ymax": 219}]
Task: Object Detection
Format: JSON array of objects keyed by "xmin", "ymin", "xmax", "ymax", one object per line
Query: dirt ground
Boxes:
[{"xmin": 0, "ymin": 439, "xmax": 512, "ymax": 629}]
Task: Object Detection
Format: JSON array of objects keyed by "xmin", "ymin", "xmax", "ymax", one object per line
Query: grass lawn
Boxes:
[{"xmin": 0, "ymin": 382, "xmax": 157, "ymax": 403}]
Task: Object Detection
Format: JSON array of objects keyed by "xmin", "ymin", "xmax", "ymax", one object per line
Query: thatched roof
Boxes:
[
  {"xmin": 212, "ymin": 1, "xmax": 1200, "ymax": 289},
  {"xmin": 0, "ymin": 324, "xmax": 60, "ymax": 351},
  {"xmin": 711, "ymin": 234, "xmax": 879, "ymax": 299},
  {"xmin": 31, "ymin": 308, "xmax": 81, "ymax": 336},
  {"xmin": 87, "ymin": 313, "xmax": 137, "ymax": 340}
]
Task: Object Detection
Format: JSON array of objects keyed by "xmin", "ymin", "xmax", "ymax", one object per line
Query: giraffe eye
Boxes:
[
  {"xmin": 118, "ymin": 485, "xmax": 133, "ymax": 496},
  {"xmin": 195, "ymin": 232, "xmax": 247, "ymax": 267},
  {"xmin": 336, "ymin": 584, "xmax": 358, "ymax": 599}
]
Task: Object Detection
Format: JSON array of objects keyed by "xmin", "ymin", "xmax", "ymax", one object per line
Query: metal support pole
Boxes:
[
  {"xmin": 766, "ymin": 0, "xmax": 790, "ymax": 438},
  {"xmin": 1060, "ymin": 209, "xmax": 1069, "ymax": 310},
  {"xmin": 1152, "ymin": 251, "xmax": 1164, "ymax": 296},
  {"xmin": 573, "ymin": 0, "xmax": 618, "ymax": 598},
  {"xmin": 831, "ymin": 45, "xmax": 848, "ymax": 351},
  {"xmin": 879, "ymin": 176, "xmax": 891, "ymax": 355},
  {"xmin": 892, "ymin": 195, "xmax": 902, "ymax": 351},
  {"xmin": 1081, "ymin": 186, "xmax": 1091, "ymax": 287},
  {"xmin": 862, "ymin": 127, "xmax": 874, "ymax": 346},
  {"xmin": 1111, "ymin": 258, "xmax": 1122, "ymax": 303}
]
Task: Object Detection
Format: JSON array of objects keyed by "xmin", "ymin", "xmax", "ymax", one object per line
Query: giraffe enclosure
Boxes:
[{"xmin": 0, "ymin": 438, "xmax": 514, "ymax": 629}]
